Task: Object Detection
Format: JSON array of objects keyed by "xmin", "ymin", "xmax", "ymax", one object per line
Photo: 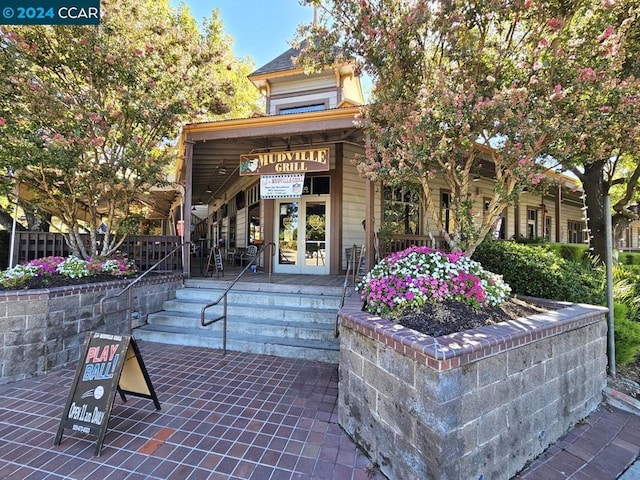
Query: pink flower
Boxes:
[
  {"xmin": 547, "ymin": 18, "xmax": 564, "ymax": 32},
  {"xmin": 0, "ymin": 117, "xmax": 6, "ymax": 126},
  {"xmin": 549, "ymin": 84, "xmax": 566, "ymax": 101},
  {"xmin": 597, "ymin": 26, "xmax": 615, "ymax": 42},
  {"xmin": 578, "ymin": 67, "xmax": 597, "ymax": 82}
]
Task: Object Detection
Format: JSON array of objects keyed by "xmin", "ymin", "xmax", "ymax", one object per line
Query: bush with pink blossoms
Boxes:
[
  {"xmin": 0, "ymin": 255, "xmax": 137, "ymax": 289},
  {"xmin": 356, "ymin": 246, "xmax": 511, "ymax": 317}
]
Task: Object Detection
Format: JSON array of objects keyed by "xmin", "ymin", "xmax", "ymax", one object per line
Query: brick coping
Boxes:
[
  {"xmin": 0, "ymin": 272, "xmax": 183, "ymax": 301},
  {"xmin": 339, "ymin": 295, "xmax": 607, "ymax": 372}
]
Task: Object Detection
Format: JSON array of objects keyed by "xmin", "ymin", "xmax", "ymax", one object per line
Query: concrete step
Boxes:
[
  {"xmin": 159, "ymin": 299, "xmax": 336, "ymax": 323},
  {"xmin": 134, "ymin": 281, "xmax": 346, "ymax": 363},
  {"xmin": 133, "ymin": 323, "xmax": 339, "ymax": 363},
  {"xmin": 174, "ymin": 287, "xmax": 343, "ymax": 310},
  {"xmin": 184, "ymin": 278, "xmax": 346, "ymax": 297},
  {"xmin": 147, "ymin": 311, "xmax": 336, "ymax": 341}
]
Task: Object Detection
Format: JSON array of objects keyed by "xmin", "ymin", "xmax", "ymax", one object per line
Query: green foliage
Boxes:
[
  {"xmin": 512, "ymin": 235, "xmax": 547, "ymax": 245},
  {"xmin": 543, "ymin": 243, "xmax": 590, "ymax": 264},
  {"xmin": 0, "ymin": 0, "xmax": 258, "ymax": 259},
  {"xmin": 614, "ymin": 302, "xmax": 640, "ymax": 366},
  {"xmin": 472, "ymin": 240, "xmax": 603, "ymax": 304},
  {"xmin": 618, "ymin": 252, "xmax": 640, "ymax": 266},
  {"xmin": 296, "ymin": 0, "xmax": 640, "ymax": 256}
]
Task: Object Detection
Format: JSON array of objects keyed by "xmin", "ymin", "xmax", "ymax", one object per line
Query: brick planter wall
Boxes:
[
  {"xmin": 0, "ymin": 273, "xmax": 182, "ymax": 385},
  {"xmin": 338, "ymin": 295, "xmax": 608, "ymax": 480}
]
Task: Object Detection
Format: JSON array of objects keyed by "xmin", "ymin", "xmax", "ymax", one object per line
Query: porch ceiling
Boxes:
[{"xmin": 189, "ymin": 128, "xmax": 364, "ymax": 207}]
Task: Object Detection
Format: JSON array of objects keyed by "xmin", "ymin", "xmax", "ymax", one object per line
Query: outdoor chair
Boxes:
[{"xmin": 239, "ymin": 245, "xmax": 258, "ymax": 266}]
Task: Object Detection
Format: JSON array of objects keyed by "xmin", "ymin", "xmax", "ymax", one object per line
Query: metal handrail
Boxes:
[
  {"xmin": 335, "ymin": 244, "xmax": 359, "ymax": 338},
  {"xmin": 200, "ymin": 242, "xmax": 276, "ymax": 355},
  {"xmin": 99, "ymin": 241, "xmax": 190, "ymax": 334}
]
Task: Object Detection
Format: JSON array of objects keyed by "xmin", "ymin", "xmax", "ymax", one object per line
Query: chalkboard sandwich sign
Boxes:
[{"xmin": 54, "ymin": 332, "xmax": 160, "ymax": 456}]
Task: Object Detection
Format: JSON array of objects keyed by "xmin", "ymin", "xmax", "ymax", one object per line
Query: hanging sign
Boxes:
[
  {"xmin": 240, "ymin": 148, "xmax": 329, "ymax": 176},
  {"xmin": 260, "ymin": 174, "xmax": 305, "ymax": 199},
  {"xmin": 54, "ymin": 332, "xmax": 160, "ymax": 456}
]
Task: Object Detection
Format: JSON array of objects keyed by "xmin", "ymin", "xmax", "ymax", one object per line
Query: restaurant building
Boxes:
[{"xmin": 174, "ymin": 47, "xmax": 615, "ymax": 277}]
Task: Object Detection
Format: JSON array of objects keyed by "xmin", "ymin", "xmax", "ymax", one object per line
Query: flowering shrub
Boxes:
[
  {"xmin": 0, "ymin": 255, "xmax": 137, "ymax": 289},
  {"xmin": 356, "ymin": 246, "xmax": 511, "ymax": 317},
  {"xmin": 57, "ymin": 256, "xmax": 91, "ymax": 278}
]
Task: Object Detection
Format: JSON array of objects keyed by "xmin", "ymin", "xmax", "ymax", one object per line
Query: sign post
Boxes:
[{"xmin": 54, "ymin": 332, "xmax": 160, "ymax": 456}]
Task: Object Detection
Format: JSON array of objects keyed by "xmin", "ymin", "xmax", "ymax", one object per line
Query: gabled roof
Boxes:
[{"xmin": 250, "ymin": 46, "xmax": 299, "ymax": 77}]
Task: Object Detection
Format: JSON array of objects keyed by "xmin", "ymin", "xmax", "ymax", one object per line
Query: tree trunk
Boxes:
[{"xmin": 580, "ymin": 160, "xmax": 608, "ymax": 262}]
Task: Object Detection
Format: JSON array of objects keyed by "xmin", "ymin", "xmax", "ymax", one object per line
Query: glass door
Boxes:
[
  {"xmin": 276, "ymin": 197, "xmax": 329, "ymax": 274},
  {"xmin": 277, "ymin": 201, "xmax": 299, "ymax": 271}
]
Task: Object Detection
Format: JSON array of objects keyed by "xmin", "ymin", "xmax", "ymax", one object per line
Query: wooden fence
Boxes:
[{"xmin": 12, "ymin": 232, "xmax": 183, "ymax": 272}]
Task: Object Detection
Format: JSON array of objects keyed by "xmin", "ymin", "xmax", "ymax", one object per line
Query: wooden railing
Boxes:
[
  {"xmin": 12, "ymin": 232, "xmax": 183, "ymax": 272},
  {"xmin": 382, "ymin": 234, "xmax": 447, "ymax": 256}
]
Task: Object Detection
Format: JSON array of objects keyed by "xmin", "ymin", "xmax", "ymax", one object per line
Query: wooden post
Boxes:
[
  {"xmin": 183, "ymin": 140, "xmax": 194, "ymax": 278},
  {"xmin": 365, "ymin": 178, "xmax": 375, "ymax": 271}
]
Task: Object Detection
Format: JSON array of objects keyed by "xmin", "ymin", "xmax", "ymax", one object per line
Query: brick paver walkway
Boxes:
[
  {"xmin": 2, "ymin": 340, "xmax": 640, "ymax": 479},
  {"xmin": 515, "ymin": 405, "xmax": 640, "ymax": 479},
  {"xmin": 0, "ymin": 342, "xmax": 384, "ymax": 480}
]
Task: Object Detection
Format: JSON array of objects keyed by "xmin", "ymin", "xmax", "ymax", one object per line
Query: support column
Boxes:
[
  {"xmin": 365, "ymin": 178, "xmax": 375, "ymax": 271},
  {"xmin": 263, "ymin": 199, "xmax": 274, "ymax": 273},
  {"xmin": 555, "ymin": 185, "xmax": 562, "ymax": 243},
  {"xmin": 183, "ymin": 140, "xmax": 195, "ymax": 278},
  {"xmin": 331, "ymin": 143, "xmax": 343, "ymax": 275}
]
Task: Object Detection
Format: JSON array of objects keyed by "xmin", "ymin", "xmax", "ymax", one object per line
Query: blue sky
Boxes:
[{"xmin": 171, "ymin": 0, "xmax": 314, "ymax": 69}]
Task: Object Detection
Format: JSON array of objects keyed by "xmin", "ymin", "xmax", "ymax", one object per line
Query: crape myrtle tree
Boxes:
[
  {"xmin": 540, "ymin": 0, "xmax": 640, "ymax": 260},
  {"xmin": 295, "ymin": 0, "xmax": 639, "ymax": 257},
  {"xmin": 0, "ymin": 0, "xmax": 258, "ymax": 259}
]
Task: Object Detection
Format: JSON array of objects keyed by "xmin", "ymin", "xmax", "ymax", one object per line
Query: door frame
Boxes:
[{"xmin": 274, "ymin": 196, "xmax": 330, "ymax": 274}]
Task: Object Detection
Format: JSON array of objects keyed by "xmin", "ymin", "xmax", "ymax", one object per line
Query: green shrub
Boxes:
[
  {"xmin": 613, "ymin": 265, "xmax": 640, "ymax": 322},
  {"xmin": 614, "ymin": 302, "xmax": 640, "ymax": 365},
  {"xmin": 472, "ymin": 240, "xmax": 603, "ymax": 304},
  {"xmin": 544, "ymin": 243, "xmax": 590, "ymax": 264},
  {"xmin": 618, "ymin": 252, "xmax": 640, "ymax": 266}
]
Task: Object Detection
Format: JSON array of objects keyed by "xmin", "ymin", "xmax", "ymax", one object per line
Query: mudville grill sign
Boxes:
[{"xmin": 239, "ymin": 148, "xmax": 330, "ymax": 175}]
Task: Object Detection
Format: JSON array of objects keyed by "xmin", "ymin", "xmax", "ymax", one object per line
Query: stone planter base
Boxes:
[
  {"xmin": 338, "ymin": 296, "xmax": 608, "ymax": 480},
  {"xmin": 0, "ymin": 273, "xmax": 182, "ymax": 385}
]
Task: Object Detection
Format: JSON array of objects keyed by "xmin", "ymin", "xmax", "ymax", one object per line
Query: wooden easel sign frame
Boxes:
[
  {"xmin": 54, "ymin": 332, "xmax": 160, "ymax": 456},
  {"xmin": 207, "ymin": 246, "xmax": 224, "ymax": 277}
]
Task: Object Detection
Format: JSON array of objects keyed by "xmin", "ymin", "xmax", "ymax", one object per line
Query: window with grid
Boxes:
[
  {"xmin": 567, "ymin": 220, "xmax": 586, "ymax": 244},
  {"xmin": 383, "ymin": 185, "xmax": 421, "ymax": 235}
]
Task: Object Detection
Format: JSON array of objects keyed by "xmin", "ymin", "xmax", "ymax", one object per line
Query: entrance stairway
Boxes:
[{"xmin": 133, "ymin": 278, "xmax": 345, "ymax": 363}]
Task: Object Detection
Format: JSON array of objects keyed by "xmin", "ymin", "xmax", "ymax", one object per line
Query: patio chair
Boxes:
[{"xmin": 239, "ymin": 245, "xmax": 258, "ymax": 266}]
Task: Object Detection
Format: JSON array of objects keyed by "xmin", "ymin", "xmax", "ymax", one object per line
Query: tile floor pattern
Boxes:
[
  {"xmin": 515, "ymin": 405, "xmax": 640, "ymax": 480},
  {"xmin": 0, "ymin": 342, "xmax": 385, "ymax": 480}
]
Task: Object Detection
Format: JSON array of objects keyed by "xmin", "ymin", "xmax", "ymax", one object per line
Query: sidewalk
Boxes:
[
  {"xmin": 0, "ymin": 342, "xmax": 384, "ymax": 480},
  {"xmin": 1, "ymin": 340, "xmax": 639, "ymax": 479},
  {"xmin": 515, "ymin": 404, "xmax": 640, "ymax": 479}
]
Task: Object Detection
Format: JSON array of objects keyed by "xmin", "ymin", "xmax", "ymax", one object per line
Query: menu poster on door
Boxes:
[{"xmin": 260, "ymin": 174, "xmax": 305, "ymax": 199}]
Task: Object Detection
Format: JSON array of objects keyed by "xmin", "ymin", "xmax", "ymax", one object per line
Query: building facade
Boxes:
[{"xmin": 174, "ymin": 48, "xmax": 622, "ymax": 277}]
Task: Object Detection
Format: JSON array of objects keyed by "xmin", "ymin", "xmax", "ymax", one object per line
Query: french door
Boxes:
[{"xmin": 275, "ymin": 196, "xmax": 330, "ymax": 274}]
